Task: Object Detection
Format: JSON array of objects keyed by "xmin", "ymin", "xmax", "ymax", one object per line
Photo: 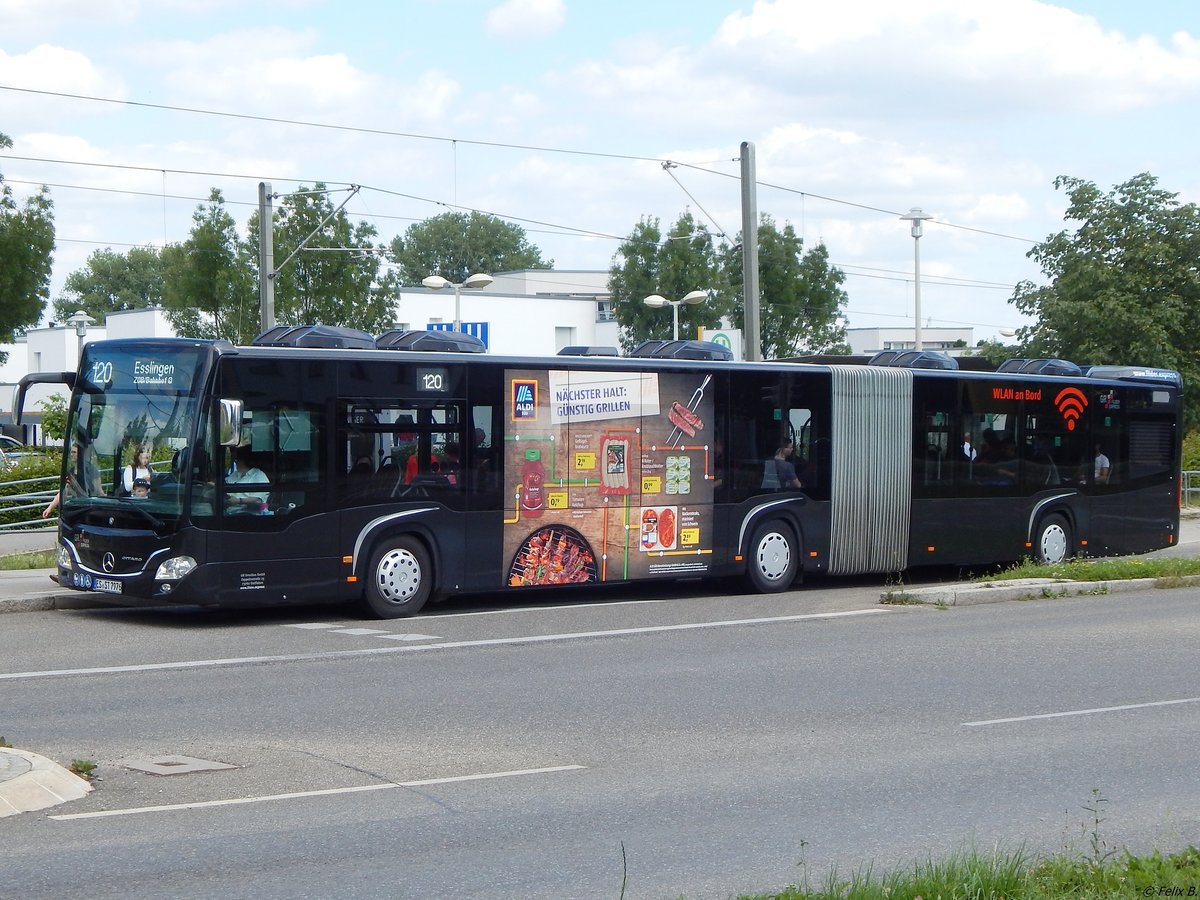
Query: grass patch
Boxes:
[
  {"xmin": 0, "ymin": 548, "xmax": 57, "ymax": 570},
  {"xmin": 738, "ymin": 844, "xmax": 1200, "ymax": 899},
  {"xmin": 68, "ymin": 759, "xmax": 97, "ymax": 779},
  {"xmin": 977, "ymin": 556, "xmax": 1200, "ymax": 584}
]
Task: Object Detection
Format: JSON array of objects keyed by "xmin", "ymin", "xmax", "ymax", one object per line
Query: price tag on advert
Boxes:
[
  {"xmin": 680, "ymin": 527, "xmax": 700, "ymax": 546},
  {"xmin": 547, "ymin": 491, "xmax": 568, "ymax": 509},
  {"xmin": 641, "ymin": 476, "xmax": 662, "ymax": 494},
  {"xmin": 575, "ymin": 452, "xmax": 596, "ymax": 470}
]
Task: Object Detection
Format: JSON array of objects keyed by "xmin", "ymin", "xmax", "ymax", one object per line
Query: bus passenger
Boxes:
[
  {"xmin": 1093, "ymin": 444, "xmax": 1111, "ymax": 484},
  {"xmin": 123, "ymin": 445, "xmax": 153, "ymax": 494},
  {"xmin": 773, "ymin": 441, "xmax": 803, "ymax": 491}
]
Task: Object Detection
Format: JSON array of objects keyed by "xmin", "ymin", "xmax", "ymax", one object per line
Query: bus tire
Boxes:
[
  {"xmin": 363, "ymin": 536, "xmax": 433, "ymax": 618},
  {"xmin": 745, "ymin": 520, "xmax": 799, "ymax": 593},
  {"xmin": 1034, "ymin": 514, "xmax": 1072, "ymax": 565}
]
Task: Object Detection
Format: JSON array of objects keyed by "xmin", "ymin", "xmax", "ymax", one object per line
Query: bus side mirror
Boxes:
[{"xmin": 219, "ymin": 399, "xmax": 243, "ymax": 447}]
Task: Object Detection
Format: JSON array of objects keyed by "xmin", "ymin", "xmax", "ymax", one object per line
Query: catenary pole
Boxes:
[{"xmin": 740, "ymin": 142, "xmax": 761, "ymax": 361}]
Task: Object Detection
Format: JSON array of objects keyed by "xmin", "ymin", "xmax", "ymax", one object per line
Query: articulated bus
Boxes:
[{"xmin": 17, "ymin": 330, "xmax": 1181, "ymax": 618}]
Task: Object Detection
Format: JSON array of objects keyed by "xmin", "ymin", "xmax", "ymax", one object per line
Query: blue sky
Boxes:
[{"xmin": 3, "ymin": 0, "xmax": 1199, "ymax": 343}]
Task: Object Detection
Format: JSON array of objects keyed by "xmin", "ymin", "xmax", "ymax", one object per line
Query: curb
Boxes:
[
  {"xmin": 0, "ymin": 748, "xmax": 93, "ymax": 818},
  {"xmin": 0, "ymin": 568, "xmax": 107, "ymax": 615},
  {"xmin": 881, "ymin": 574, "xmax": 1200, "ymax": 607}
]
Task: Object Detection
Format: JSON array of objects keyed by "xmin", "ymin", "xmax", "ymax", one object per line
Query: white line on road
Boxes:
[
  {"xmin": 422, "ymin": 598, "xmax": 667, "ymax": 618},
  {"xmin": 964, "ymin": 695, "xmax": 1200, "ymax": 727},
  {"xmin": 48, "ymin": 764, "xmax": 587, "ymax": 821},
  {"xmin": 0, "ymin": 609, "xmax": 889, "ymax": 681}
]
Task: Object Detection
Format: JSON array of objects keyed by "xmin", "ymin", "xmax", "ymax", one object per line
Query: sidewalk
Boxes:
[
  {"xmin": 0, "ymin": 568, "xmax": 101, "ymax": 615},
  {"xmin": 0, "ymin": 748, "xmax": 93, "ymax": 818}
]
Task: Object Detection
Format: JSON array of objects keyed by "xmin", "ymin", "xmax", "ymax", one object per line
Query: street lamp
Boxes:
[
  {"xmin": 643, "ymin": 290, "xmax": 707, "ymax": 340},
  {"xmin": 898, "ymin": 207, "xmax": 933, "ymax": 350},
  {"xmin": 67, "ymin": 309, "xmax": 94, "ymax": 364},
  {"xmin": 422, "ymin": 272, "xmax": 494, "ymax": 333}
]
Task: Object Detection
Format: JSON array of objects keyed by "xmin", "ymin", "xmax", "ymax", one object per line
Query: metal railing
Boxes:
[
  {"xmin": 1185, "ymin": 470, "xmax": 1200, "ymax": 508},
  {"xmin": 0, "ymin": 473, "xmax": 60, "ymax": 531}
]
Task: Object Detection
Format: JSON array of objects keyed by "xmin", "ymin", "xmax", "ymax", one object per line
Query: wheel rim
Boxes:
[
  {"xmin": 755, "ymin": 531, "xmax": 792, "ymax": 583},
  {"xmin": 376, "ymin": 547, "xmax": 422, "ymax": 604},
  {"xmin": 1040, "ymin": 524, "xmax": 1067, "ymax": 564}
]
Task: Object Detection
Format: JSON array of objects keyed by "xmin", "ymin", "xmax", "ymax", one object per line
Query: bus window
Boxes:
[{"xmin": 340, "ymin": 400, "xmax": 464, "ymax": 506}]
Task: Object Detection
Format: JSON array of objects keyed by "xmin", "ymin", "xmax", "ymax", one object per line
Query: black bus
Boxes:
[{"xmin": 18, "ymin": 332, "xmax": 1182, "ymax": 617}]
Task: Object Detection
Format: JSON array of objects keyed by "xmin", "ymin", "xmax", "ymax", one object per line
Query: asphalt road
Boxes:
[{"xmin": 2, "ymin": 576, "xmax": 1198, "ymax": 899}]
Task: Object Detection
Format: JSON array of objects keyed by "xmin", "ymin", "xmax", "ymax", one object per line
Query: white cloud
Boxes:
[
  {"xmin": 0, "ymin": 44, "xmax": 120, "ymax": 97},
  {"xmin": 711, "ymin": 0, "xmax": 1200, "ymax": 116},
  {"xmin": 485, "ymin": 0, "xmax": 566, "ymax": 41}
]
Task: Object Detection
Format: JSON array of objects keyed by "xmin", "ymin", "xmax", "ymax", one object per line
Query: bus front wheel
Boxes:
[
  {"xmin": 745, "ymin": 520, "xmax": 799, "ymax": 593},
  {"xmin": 363, "ymin": 536, "xmax": 433, "ymax": 618},
  {"xmin": 1034, "ymin": 514, "xmax": 1072, "ymax": 565}
]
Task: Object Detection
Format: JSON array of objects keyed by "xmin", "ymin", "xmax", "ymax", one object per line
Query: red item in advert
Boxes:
[{"xmin": 521, "ymin": 448, "xmax": 545, "ymax": 517}]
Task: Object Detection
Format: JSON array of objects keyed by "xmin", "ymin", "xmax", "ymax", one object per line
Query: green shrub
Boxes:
[
  {"xmin": 1184, "ymin": 429, "xmax": 1200, "ymax": 472},
  {"xmin": 0, "ymin": 449, "xmax": 63, "ymax": 529}
]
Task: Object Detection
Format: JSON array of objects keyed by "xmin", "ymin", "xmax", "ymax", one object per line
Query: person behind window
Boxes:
[
  {"xmin": 123, "ymin": 445, "xmax": 153, "ymax": 494},
  {"xmin": 350, "ymin": 455, "xmax": 373, "ymax": 475},
  {"xmin": 227, "ymin": 446, "xmax": 270, "ymax": 513},
  {"xmin": 773, "ymin": 440, "xmax": 803, "ymax": 491},
  {"xmin": 42, "ymin": 443, "xmax": 102, "ymax": 518},
  {"xmin": 442, "ymin": 442, "xmax": 461, "ymax": 485},
  {"xmin": 1093, "ymin": 443, "xmax": 1111, "ymax": 484},
  {"xmin": 961, "ymin": 431, "xmax": 977, "ymax": 462},
  {"xmin": 130, "ymin": 476, "xmax": 151, "ymax": 499}
]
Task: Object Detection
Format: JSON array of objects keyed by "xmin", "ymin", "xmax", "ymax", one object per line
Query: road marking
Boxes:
[
  {"xmin": 422, "ymin": 598, "xmax": 666, "ymax": 618},
  {"xmin": 964, "ymin": 695, "xmax": 1200, "ymax": 727},
  {"xmin": 377, "ymin": 633, "xmax": 442, "ymax": 642},
  {"xmin": 49, "ymin": 764, "xmax": 587, "ymax": 821},
  {"xmin": 329, "ymin": 628, "xmax": 391, "ymax": 636},
  {"xmin": 0, "ymin": 608, "xmax": 889, "ymax": 682},
  {"xmin": 282, "ymin": 623, "xmax": 441, "ymax": 642}
]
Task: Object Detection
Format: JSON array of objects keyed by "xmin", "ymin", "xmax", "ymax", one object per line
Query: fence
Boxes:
[
  {"xmin": 1186, "ymin": 470, "xmax": 1200, "ymax": 509},
  {"xmin": 0, "ymin": 473, "xmax": 60, "ymax": 532}
]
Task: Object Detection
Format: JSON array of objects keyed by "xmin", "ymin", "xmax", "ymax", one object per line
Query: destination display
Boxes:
[
  {"xmin": 80, "ymin": 345, "xmax": 204, "ymax": 394},
  {"xmin": 502, "ymin": 367, "xmax": 716, "ymax": 587}
]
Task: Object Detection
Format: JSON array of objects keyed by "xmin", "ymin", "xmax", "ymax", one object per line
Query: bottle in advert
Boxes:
[{"xmin": 521, "ymin": 448, "xmax": 545, "ymax": 517}]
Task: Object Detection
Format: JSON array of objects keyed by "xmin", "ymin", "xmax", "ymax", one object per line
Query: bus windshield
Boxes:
[{"xmin": 61, "ymin": 342, "xmax": 209, "ymax": 525}]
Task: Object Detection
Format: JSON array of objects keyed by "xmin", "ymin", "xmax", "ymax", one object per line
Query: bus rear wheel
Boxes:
[
  {"xmin": 1034, "ymin": 514, "xmax": 1072, "ymax": 565},
  {"xmin": 745, "ymin": 520, "xmax": 799, "ymax": 593},
  {"xmin": 363, "ymin": 536, "xmax": 433, "ymax": 618}
]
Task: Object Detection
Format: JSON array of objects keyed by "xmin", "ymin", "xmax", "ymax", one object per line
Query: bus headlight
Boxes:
[
  {"xmin": 156, "ymin": 556, "xmax": 197, "ymax": 581},
  {"xmin": 57, "ymin": 544, "xmax": 71, "ymax": 569}
]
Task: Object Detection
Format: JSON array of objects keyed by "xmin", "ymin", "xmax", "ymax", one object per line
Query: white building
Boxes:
[
  {"xmin": 2, "ymin": 272, "xmax": 617, "ymax": 439},
  {"xmin": 847, "ymin": 326, "xmax": 974, "ymax": 357}
]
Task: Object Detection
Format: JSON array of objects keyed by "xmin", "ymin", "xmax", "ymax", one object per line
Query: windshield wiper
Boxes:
[{"xmin": 117, "ymin": 499, "xmax": 165, "ymax": 529}]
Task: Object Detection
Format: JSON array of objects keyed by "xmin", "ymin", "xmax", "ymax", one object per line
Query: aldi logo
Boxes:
[{"xmin": 512, "ymin": 379, "xmax": 538, "ymax": 420}]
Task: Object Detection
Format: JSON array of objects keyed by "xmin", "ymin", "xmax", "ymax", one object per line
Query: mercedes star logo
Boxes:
[{"xmin": 102, "ymin": 552, "xmax": 116, "ymax": 573}]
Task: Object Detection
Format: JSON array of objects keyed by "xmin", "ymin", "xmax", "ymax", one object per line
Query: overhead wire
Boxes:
[{"xmin": 1, "ymin": 83, "xmax": 1037, "ymax": 328}]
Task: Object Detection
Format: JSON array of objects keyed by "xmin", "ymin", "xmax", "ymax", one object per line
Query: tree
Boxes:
[
  {"xmin": 39, "ymin": 392, "xmax": 68, "ymax": 442},
  {"xmin": 1011, "ymin": 173, "xmax": 1200, "ymax": 429},
  {"xmin": 53, "ymin": 246, "xmax": 165, "ymax": 326},
  {"xmin": 389, "ymin": 211, "xmax": 551, "ymax": 285},
  {"xmin": 723, "ymin": 218, "xmax": 850, "ymax": 359},
  {"xmin": 608, "ymin": 212, "xmax": 727, "ymax": 353},
  {"xmin": 0, "ymin": 131, "xmax": 55, "ymax": 364},
  {"xmin": 160, "ymin": 189, "xmax": 256, "ymax": 342},
  {"xmin": 248, "ymin": 184, "xmax": 393, "ymax": 334}
]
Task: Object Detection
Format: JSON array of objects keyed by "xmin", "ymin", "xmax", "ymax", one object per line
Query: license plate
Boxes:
[{"xmin": 93, "ymin": 578, "xmax": 122, "ymax": 594}]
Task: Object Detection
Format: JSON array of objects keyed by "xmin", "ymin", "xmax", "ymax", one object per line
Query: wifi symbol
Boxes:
[{"xmin": 1054, "ymin": 387, "xmax": 1088, "ymax": 431}]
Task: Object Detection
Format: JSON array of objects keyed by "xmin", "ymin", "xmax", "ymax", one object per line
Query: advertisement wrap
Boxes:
[{"xmin": 503, "ymin": 368, "xmax": 716, "ymax": 587}]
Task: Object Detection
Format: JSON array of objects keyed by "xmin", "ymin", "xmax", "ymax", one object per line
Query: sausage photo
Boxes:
[{"xmin": 667, "ymin": 401, "xmax": 703, "ymax": 436}]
